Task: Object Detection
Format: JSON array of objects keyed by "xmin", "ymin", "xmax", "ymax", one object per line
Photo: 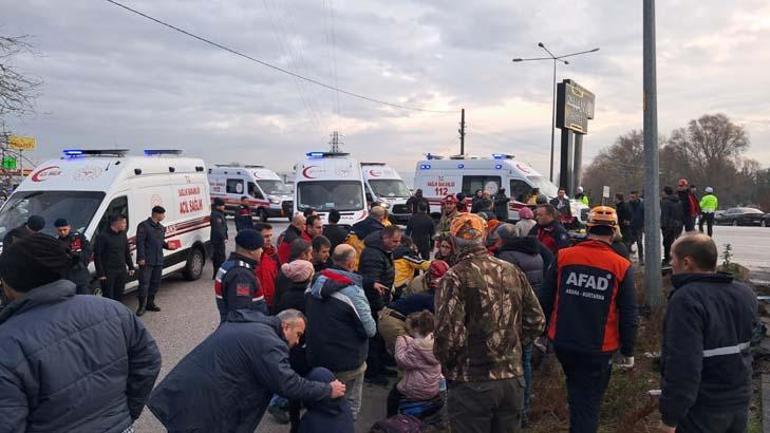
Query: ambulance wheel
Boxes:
[
  {"xmin": 257, "ymin": 208, "xmax": 268, "ymax": 223},
  {"xmin": 184, "ymin": 247, "xmax": 205, "ymax": 281}
]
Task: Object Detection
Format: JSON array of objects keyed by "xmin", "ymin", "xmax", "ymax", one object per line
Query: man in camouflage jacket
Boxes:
[{"xmin": 435, "ymin": 213, "xmax": 545, "ymax": 433}]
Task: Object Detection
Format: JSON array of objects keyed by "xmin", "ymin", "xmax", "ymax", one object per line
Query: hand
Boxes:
[
  {"xmin": 373, "ymin": 282, "xmax": 389, "ymax": 295},
  {"xmin": 658, "ymin": 422, "xmax": 676, "ymax": 433},
  {"xmin": 137, "ymin": 260, "xmax": 145, "ymax": 266},
  {"xmin": 617, "ymin": 356, "xmax": 635, "ymax": 369},
  {"xmin": 329, "ymin": 380, "xmax": 346, "ymax": 398}
]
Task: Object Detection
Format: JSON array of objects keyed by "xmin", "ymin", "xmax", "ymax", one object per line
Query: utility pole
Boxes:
[
  {"xmin": 459, "ymin": 108, "xmax": 465, "ymax": 156},
  {"xmin": 329, "ymin": 130, "xmax": 342, "ymax": 153},
  {"xmin": 643, "ymin": 0, "xmax": 664, "ymax": 307}
]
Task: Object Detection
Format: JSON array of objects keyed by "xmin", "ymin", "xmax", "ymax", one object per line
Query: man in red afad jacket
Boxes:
[
  {"xmin": 255, "ymin": 223, "xmax": 280, "ymax": 311},
  {"xmin": 540, "ymin": 206, "xmax": 638, "ymax": 433}
]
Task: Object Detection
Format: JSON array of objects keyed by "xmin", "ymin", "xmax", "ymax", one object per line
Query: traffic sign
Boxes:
[
  {"xmin": 8, "ymin": 135, "xmax": 36, "ymax": 151},
  {"xmin": 2, "ymin": 156, "xmax": 17, "ymax": 170}
]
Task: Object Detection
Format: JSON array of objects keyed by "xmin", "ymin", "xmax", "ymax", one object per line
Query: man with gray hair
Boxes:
[
  {"xmin": 435, "ymin": 213, "xmax": 545, "ymax": 433},
  {"xmin": 306, "ymin": 244, "xmax": 376, "ymax": 420},
  {"xmin": 149, "ymin": 308, "xmax": 345, "ymax": 433}
]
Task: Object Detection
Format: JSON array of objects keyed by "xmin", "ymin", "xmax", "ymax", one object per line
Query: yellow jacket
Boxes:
[{"xmin": 394, "ymin": 254, "xmax": 431, "ymax": 288}]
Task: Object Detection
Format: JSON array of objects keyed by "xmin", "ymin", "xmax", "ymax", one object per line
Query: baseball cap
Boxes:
[
  {"xmin": 705, "ymin": 186, "xmax": 714, "ymax": 193},
  {"xmin": 450, "ymin": 213, "xmax": 487, "ymax": 241}
]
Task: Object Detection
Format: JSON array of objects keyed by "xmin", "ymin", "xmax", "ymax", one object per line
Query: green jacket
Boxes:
[{"xmin": 699, "ymin": 194, "xmax": 718, "ymax": 213}]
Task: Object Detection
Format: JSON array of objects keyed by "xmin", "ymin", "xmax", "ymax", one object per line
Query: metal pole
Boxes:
[
  {"xmin": 549, "ymin": 60, "xmax": 557, "ymax": 182},
  {"xmin": 460, "ymin": 108, "xmax": 466, "ymax": 156},
  {"xmin": 643, "ymin": 0, "xmax": 663, "ymax": 306}
]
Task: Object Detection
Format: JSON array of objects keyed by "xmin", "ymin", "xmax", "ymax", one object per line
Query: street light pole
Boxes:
[{"xmin": 513, "ymin": 44, "xmax": 599, "ymax": 183}]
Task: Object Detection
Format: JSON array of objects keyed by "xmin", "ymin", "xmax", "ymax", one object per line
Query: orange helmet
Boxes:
[{"xmin": 586, "ymin": 206, "xmax": 618, "ymax": 228}]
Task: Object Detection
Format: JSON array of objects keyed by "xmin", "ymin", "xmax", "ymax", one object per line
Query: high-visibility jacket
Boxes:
[
  {"xmin": 699, "ymin": 194, "xmax": 718, "ymax": 213},
  {"xmin": 540, "ymin": 240, "xmax": 638, "ymax": 356}
]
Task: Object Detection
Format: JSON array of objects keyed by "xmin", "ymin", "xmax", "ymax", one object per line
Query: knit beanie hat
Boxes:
[
  {"xmin": 281, "ymin": 260, "xmax": 315, "ymax": 283},
  {"xmin": 235, "ymin": 229, "xmax": 265, "ymax": 251},
  {"xmin": 428, "ymin": 260, "xmax": 450, "ymax": 289},
  {"xmin": 27, "ymin": 215, "xmax": 46, "ymax": 232},
  {"xmin": 0, "ymin": 233, "xmax": 73, "ymax": 292},
  {"xmin": 518, "ymin": 207, "xmax": 534, "ymax": 220}
]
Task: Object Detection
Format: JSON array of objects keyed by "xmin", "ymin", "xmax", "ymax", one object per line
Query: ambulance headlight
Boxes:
[{"xmin": 269, "ymin": 196, "xmax": 281, "ymax": 204}]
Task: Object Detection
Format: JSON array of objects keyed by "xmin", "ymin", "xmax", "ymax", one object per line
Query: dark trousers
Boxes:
[
  {"xmin": 67, "ymin": 268, "xmax": 92, "ymax": 295},
  {"xmin": 662, "ymin": 226, "xmax": 683, "ymax": 262},
  {"xmin": 447, "ymin": 378, "xmax": 524, "ymax": 433},
  {"xmin": 683, "ymin": 215, "xmax": 695, "ymax": 232},
  {"xmin": 387, "ymin": 384, "xmax": 406, "ymax": 417},
  {"xmin": 699, "ymin": 213, "xmax": 715, "ymax": 237},
  {"xmin": 676, "ymin": 403, "xmax": 748, "ymax": 433},
  {"xmin": 366, "ymin": 332, "xmax": 388, "ymax": 378},
  {"xmin": 101, "ymin": 270, "xmax": 128, "ymax": 302},
  {"xmin": 138, "ymin": 265, "xmax": 162, "ymax": 299},
  {"xmin": 211, "ymin": 240, "xmax": 226, "ymax": 278},
  {"xmin": 555, "ymin": 349, "xmax": 612, "ymax": 433}
]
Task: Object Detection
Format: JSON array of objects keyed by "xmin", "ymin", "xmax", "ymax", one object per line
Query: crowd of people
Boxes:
[{"xmin": 0, "ymin": 180, "xmax": 756, "ymax": 433}]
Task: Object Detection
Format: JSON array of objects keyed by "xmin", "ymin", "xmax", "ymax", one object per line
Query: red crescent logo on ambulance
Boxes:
[
  {"xmin": 368, "ymin": 169, "xmax": 382, "ymax": 178},
  {"xmin": 302, "ymin": 166, "xmax": 318, "ymax": 179},
  {"xmin": 516, "ymin": 163, "xmax": 531, "ymax": 174},
  {"xmin": 31, "ymin": 166, "xmax": 62, "ymax": 182}
]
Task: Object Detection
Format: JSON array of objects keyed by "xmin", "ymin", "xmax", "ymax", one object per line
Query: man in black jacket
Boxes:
[
  {"xmin": 149, "ymin": 309, "xmax": 345, "ymax": 433},
  {"xmin": 55, "ymin": 218, "xmax": 93, "ymax": 294},
  {"xmin": 136, "ymin": 206, "xmax": 178, "ymax": 316},
  {"xmin": 323, "ymin": 209, "xmax": 349, "ymax": 251},
  {"xmin": 405, "ymin": 202, "xmax": 435, "ymax": 260},
  {"xmin": 2, "ymin": 214, "xmax": 45, "ymax": 251},
  {"xmin": 210, "ymin": 198, "xmax": 229, "ymax": 279},
  {"xmin": 0, "ymin": 233, "xmax": 161, "ymax": 433},
  {"xmin": 661, "ymin": 186, "xmax": 684, "ymax": 265},
  {"xmin": 660, "ymin": 233, "xmax": 757, "ymax": 433},
  {"xmin": 358, "ymin": 225, "xmax": 401, "ymax": 385},
  {"xmin": 405, "ymin": 189, "xmax": 429, "ymax": 215},
  {"xmin": 494, "ymin": 188, "xmax": 510, "ymax": 221},
  {"xmin": 94, "ymin": 214, "xmax": 135, "ymax": 302},
  {"xmin": 235, "ymin": 196, "xmax": 254, "ymax": 232}
]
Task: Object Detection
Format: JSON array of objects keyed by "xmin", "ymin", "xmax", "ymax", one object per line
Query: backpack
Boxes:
[{"xmin": 369, "ymin": 414, "xmax": 422, "ymax": 433}]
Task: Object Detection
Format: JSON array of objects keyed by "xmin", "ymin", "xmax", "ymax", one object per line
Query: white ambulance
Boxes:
[
  {"xmin": 0, "ymin": 149, "xmax": 212, "ymax": 291},
  {"xmin": 208, "ymin": 164, "xmax": 293, "ymax": 222},
  {"xmin": 413, "ymin": 153, "xmax": 589, "ymax": 222},
  {"xmin": 293, "ymin": 152, "xmax": 368, "ymax": 226},
  {"xmin": 361, "ymin": 162, "xmax": 412, "ymax": 224}
]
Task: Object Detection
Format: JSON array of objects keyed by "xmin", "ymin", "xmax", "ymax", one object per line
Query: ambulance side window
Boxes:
[
  {"xmin": 462, "ymin": 176, "xmax": 501, "ymax": 195},
  {"xmin": 248, "ymin": 182, "xmax": 264, "ymax": 199},
  {"xmin": 97, "ymin": 196, "xmax": 129, "ymax": 234},
  {"xmin": 226, "ymin": 179, "xmax": 244, "ymax": 194},
  {"xmin": 510, "ymin": 180, "xmax": 533, "ymax": 203}
]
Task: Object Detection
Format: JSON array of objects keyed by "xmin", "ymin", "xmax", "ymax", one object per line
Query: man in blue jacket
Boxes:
[
  {"xmin": 149, "ymin": 309, "xmax": 346, "ymax": 433},
  {"xmin": 659, "ymin": 233, "xmax": 757, "ymax": 433},
  {"xmin": 0, "ymin": 233, "xmax": 161, "ymax": 433}
]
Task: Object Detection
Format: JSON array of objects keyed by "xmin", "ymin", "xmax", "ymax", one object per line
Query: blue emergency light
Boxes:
[
  {"xmin": 420, "ymin": 164, "xmax": 431, "ymax": 170},
  {"xmin": 457, "ymin": 163, "xmax": 465, "ymax": 169},
  {"xmin": 306, "ymin": 152, "xmax": 325, "ymax": 159},
  {"xmin": 63, "ymin": 149, "xmax": 84, "ymax": 157},
  {"xmin": 495, "ymin": 164, "xmax": 503, "ymax": 170},
  {"xmin": 492, "ymin": 154, "xmax": 504, "ymax": 160}
]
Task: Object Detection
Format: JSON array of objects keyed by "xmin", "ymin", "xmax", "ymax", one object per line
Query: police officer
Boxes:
[
  {"xmin": 55, "ymin": 218, "xmax": 93, "ymax": 294},
  {"xmin": 540, "ymin": 206, "xmax": 638, "ymax": 433},
  {"xmin": 136, "ymin": 206, "xmax": 177, "ymax": 316},
  {"xmin": 210, "ymin": 198, "xmax": 229, "ymax": 279},
  {"xmin": 214, "ymin": 229, "xmax": 268, "ymax": 323}
]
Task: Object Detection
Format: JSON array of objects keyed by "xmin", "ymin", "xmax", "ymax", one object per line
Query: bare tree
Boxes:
[
  {"xmin": 0, "ymin": 35, "xmax": 41, "ymax": 117},
  {"xmin": 582, "ymin": 130, "xmax": 646, "ymax": 199}
]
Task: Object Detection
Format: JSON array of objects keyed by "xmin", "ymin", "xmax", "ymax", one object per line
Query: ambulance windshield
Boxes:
[
  {"xmin": 369, "ymin": 179, "xmax": 410, "ymax": 198},
  {"xmin": 0, "ymin": 191, "xmax": 105, "ymax": 239},
  {"xmin": 257, "ymin": 180, "xmax": 291, "ymax": 196},
  {"xmin": 297, "ymin": 181, "xmax": 364, "ymax": 212}
]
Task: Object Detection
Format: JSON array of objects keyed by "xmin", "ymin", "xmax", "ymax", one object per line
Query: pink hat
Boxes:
[
  {"xmin": 518, "ymin": 207, "xmax": 534, "ymax": 220},
  {"xmin": 281, "ymin": 260, "xmax": 315, "ymax": 283}
]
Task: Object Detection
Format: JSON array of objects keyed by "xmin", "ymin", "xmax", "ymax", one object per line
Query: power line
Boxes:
[{"xmin": 105, "ymin": 0, "xmax": 455, "ymax": 114}]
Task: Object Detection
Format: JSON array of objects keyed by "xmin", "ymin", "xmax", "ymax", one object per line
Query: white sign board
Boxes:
[{"xmin": 602, "ymin": 185, "xmax": 610, "ymax": 199}]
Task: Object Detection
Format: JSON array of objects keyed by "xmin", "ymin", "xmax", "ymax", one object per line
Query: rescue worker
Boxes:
[
  {"xmin": 698, "ymin": 186, "xmax": 718, "ymax": 237},
  {"xmin": 540, "ymin": 206, "xmax": 638, "ymax": 433},
  {"xmin": 54, "ymin": 218, "xmax": 93, "ymax": 294},
  {"xmin": 575, "ymin": 186, "xmax": 590, "ymax": 206},
  {"xmin": 2, "ymin": 214, "xmax": 45, "ymax": 250},
  {"xmin": 136, "ymin": 206, "xmax": 177, "ymax": 316},
  {"xmin": 436, "ymin": 194, "xmax": 459, "ymax": 236},
  {"xmin": 435, "ymin": 213, "xmax": 545, "ymax": 433},
  {"xmin": 210, "ymin": 197, "xmax": 229, "ymax": 279},
  {"xmin": 235, "ymin": 196, "xmax": 254, "ymax": 232},
  {"xmin": 94, "ymin": 214, "xmax": 135, "ymax": 302},
  {"xmin": 530, "ymin": 204, "xmax": 571, "ymax": 254},
  {"xmin": 214, "ymin": 229, "xmax": 268, "ymax": 323},
  {"xmin": 659, "ymin": 233, "xmax": 757, "ymax": 433}
]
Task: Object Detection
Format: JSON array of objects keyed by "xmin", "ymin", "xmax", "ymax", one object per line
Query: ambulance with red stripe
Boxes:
[
  {"xmin": 361, "ymin": 162, "xmax": 412, "ymax": 224},
  {"xmin": 208, "ymin": 164, "xmax": 293, "ymax": 222},
  {"xmin": 293, "ymin": 152, "xmax": 368, "ymax": 226},
  {"xmin": 0, "ymin": 149, "xmax": 212, "ymax": 291},
  {"xmin": 414, "ymin": 153, "xmax": 589, "ymax": 223}
]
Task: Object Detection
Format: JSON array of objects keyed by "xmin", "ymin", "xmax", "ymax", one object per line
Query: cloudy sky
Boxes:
[{"xmin": 4, "ymin": 0, "xmax": 770, "ymax": 179}]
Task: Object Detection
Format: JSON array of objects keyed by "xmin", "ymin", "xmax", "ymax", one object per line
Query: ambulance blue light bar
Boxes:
[
  {"xmin": 420, "ymin": 164, "xmax": 431, "ymax": 170},
  {"xmin": 495, "ymin": 164, "xmax": 503, "ymax": 170},
  {"xmin": 63, "ymin": 149, "xmax": 84, "ymax": 157},
  {"xmin": 457, "ymin": 163, "xmax": 465, "ymax": 169},
  {"xmin": 492, "ymin": 153, "xmax": 514, "ymax": 160},
  {"xmin": 307, "ymin": 152, "xmax": 325, "ymax": 159},
  {"xmin": 144, "ymin": 149, "xmax": 183, "ymax": 156}
]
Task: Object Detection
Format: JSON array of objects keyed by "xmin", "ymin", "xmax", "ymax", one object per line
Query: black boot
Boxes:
[
  {"xmin": 136, "ymin": 297, "xmax": 147, "ymax": 317},
  {"xmin": 146, "ymin": 295, "xmax": 161, "ymax": 312}
]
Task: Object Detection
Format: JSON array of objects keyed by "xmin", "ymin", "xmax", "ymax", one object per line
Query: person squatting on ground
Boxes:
[
  {"xmin": 0, "ymin": 233, "xmax": 161, "ymax": 433},
  {"xmin": 435, "ymin": 212, "xmax": 545, "ymax": 433},
  {"xmin": 659, "ymin": 233, "xmax": 757, "ymax": 433},
  {"xmin": 540, "ymin": 206, "xmax": 638, "ymax": 433}
]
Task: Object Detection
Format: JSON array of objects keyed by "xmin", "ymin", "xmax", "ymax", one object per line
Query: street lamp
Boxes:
[{"xmin": 513, "ymin": 43, "xmax": 600, "ymax": 182}]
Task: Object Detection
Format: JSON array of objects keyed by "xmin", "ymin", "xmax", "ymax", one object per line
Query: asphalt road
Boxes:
[{"xmin": 130, "ymin": 221, "xmax": 770, "ymax": 432}]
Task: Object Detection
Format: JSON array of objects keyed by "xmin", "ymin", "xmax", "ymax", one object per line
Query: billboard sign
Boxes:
[
  {"xmin": 8, "ymin": 135, "xmax": 37, "ymax": 151},
  {"xmin": 556, "ymin": 80, "xmax": 595, "ymax": 134}
]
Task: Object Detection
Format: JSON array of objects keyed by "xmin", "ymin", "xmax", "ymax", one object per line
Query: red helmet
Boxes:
[{"xmin": 442, "ymin": 194, "xmax": 458, "ymax": 205}]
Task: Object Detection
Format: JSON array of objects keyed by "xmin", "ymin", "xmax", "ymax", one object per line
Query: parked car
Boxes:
[
  {"xmin": 716, "ymin": 207, "xmax": 765, "ymax": 226},
  {"xmin": 762, "ymin": 213, "xmax": 770, "ymax": 227}
]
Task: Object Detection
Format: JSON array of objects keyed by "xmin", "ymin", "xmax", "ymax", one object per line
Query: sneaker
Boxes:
[{"xmin": 268, "ymin": 405, "xmax": 290, "ymax": 424}]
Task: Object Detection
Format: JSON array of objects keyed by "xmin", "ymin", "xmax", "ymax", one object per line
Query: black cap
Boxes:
[
  {"xmin": 27, "ymin": 215, "xmax": 45, "ymax": 232},
  {"xmin": 152, "ymin": 206, "xmax": 166, "ymax": 214},
  {"xmin": 0, "ymin": 233, "xmax": 72, "ymax": 292},
  {"xmin": 213, "ymin": 198, "xmax": 225, "ymax": 207},
  {"xmin": 54, "ymin": 218, "xmax": 69, "ymax": 228},
  {"xmin": 235, "ymin": 229, "xmax": 264, "ymax": 251}
]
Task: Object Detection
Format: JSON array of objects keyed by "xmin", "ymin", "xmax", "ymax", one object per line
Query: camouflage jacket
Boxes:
[
  {"xmin": 434, "ymin": 244, "xmax": 545, "ymax": 382},
  {"xmin": 436, "ymin": 210, "xmax": 459, "ymax": 236}
]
